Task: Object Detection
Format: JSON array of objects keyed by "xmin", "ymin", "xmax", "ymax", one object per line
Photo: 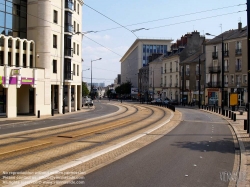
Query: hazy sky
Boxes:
[{"xmin": 81, "ymin": 0, "xmax": 247, "ymax": 85}]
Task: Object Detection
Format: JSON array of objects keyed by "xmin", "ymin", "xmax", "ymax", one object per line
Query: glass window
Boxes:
[
  {"xmin": 0, "ymin": 12, "xmax": 4, "ymax": 27},
  {"xmin": 13, "ymin": 4, "xmax": 20, "ymax": 15},
  {"xmin": 73, "ymin": 64, "xmax": 75, "ymax": 75},
  {"xmin": 53, "ymin": 10, "xmax": 58, "ymax": 23},
  {"xmin": 77, "ymin": 65, "xmax": 79, "ymax": 76},
  {"xmin": 77, "ymin": 44, "xmax": 79, "ymax": 55},
  {"xmin": 0, "ymin": 0, "xmax": 5, "ymax": 11},
  {"xmin": 53, "ymin": 60, "xmax": 57, "ymax": 73},
  {"xmin": 19, "ymin": 17, "xmax": 26, "ymax": 32},
  {"xmin": 6, "ymin": 13, "xmax": 13, "ymax": 29},
  {"xmin": 30, "ymin": 55, "xmax": 33, "ymax": 68},
  {"xmin": 20, "ymin": 5, "xmax": 26, "ymax": 18},
  {"xmin": 77, "ymin": 3, "xmax": 79, "ymax": 14},
  {"xmin": 12, "ymin": 14, "xmax": 19, "ymax": 30},
  {"xmin": 143, "ymin": 45, "xmax": 145, "ymax": 52},
  {"xmin": 6, "ymin": 1, "xmax": 12, "ymax": 14},
  {"xmin": 53, "ymin": 35, "xmax": 57, "ymax": 48}
]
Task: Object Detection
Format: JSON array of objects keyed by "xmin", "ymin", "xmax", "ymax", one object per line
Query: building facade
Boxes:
[
  {"xmin": 120, "ymin": 39, "xmax": 172, "ymax": 88},
  {"xmin": 0, "ymin": 0, "xmax": 83, "ymax": 117},
  {"xmin": 205, "ymin": 22, "xmax": 247, "ymax": 106}
]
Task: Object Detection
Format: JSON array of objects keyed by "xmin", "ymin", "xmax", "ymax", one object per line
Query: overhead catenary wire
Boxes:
[{"xmin": 85, "ymin": 3, "xmax": 245, "ymax": 33}]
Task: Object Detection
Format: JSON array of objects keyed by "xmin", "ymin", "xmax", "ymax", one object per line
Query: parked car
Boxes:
[
  {"xmin": 209, "ymin": 97, "xmax": 218, "ymax": 105},
  {"xmin": 85, "ymin": 98, "xmax": 93, "ymax": 106},
  {"xmin": 169, "ymin": 99, "xmax": 179, "ymax": 105},
  {"xmin": 163, "ymin": 99, "xmax": 170, "ymax": 105},
  {"xmin": 151, "ymin": 98, "xmax": 162, "ymax": 105}
]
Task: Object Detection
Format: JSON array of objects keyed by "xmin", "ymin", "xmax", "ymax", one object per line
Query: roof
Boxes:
[
  {"xmin": 120, "ymin": 38, "xmax": 173, "ymax": 62},
  {"xmin": 181, "ymin": 50, "xmax": 205, "ymax": 64},
  {"xmin": 206, "ymin": 26, "xmax": 247, "ymax": 45}
]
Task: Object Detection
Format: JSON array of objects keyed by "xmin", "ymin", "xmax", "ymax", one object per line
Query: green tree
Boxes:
[{"xmin": 82, "ymin": 82, "xmax": 89, "ymax": 96}]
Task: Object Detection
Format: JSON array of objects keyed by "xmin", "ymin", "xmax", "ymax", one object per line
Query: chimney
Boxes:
[{"xmin": 238, "ymin": 22, "xmax": 242, "ymax": 30}]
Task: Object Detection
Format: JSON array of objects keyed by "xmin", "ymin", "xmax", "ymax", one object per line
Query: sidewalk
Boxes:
[
  {"xmin": 201, "ymin": 108, "xmax": 250, "ymax": 187},
  {"xmin": 0, "ymin": 105, "xmax": 95, "ymax": 124}
]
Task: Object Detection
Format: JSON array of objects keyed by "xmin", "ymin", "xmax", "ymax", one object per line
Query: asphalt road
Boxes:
[
  {"xmin": 64, "ymin": 107, "xmax": 235, "ymax": 187},
  {"xmin": 0, "ymin": 101, "xmax": 118, "ymax": 135}
]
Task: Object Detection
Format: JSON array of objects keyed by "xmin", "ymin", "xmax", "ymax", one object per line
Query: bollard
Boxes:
[
  {"xmin": 233, "ymin": 113, "xmax": 236, "ymax": 121},
  {"xmin": 51, "ymin": 109, "xmax": 54, "ymax": 116},
  {"xmin": 244, "ymin": 119, "xmax": 247, "ymax": 130},
  {"xmin": 219, "ymin": 108, "xmax": 221, "ymax": 114},
  {"xmin": 38, "ymin": 110, "xmax": 40, "ymax": 118},
  {"xmin": 226, "ymin": 110, "xmax": 228, "ymax": 117},
  {"xmin": 231, "ymin": 112, "xmax": 234, "ymax": 120},
  {"xmin": 222, "ymin": 110, "xmax": 225, "ymax": 116},
  {"xmin": 229, "ymin": 111, "xmax": 231, "ymax": 118}
]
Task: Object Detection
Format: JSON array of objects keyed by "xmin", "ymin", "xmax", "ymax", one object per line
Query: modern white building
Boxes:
[
  {"xmin": 120, "ymin": 39, "xmax": 172, "ymax": 88},
  {"xmin": 0, "ymin": 0, "xmax": 83, "ymax": 117}
]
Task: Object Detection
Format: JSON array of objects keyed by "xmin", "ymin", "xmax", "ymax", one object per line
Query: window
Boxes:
[
  {"xmin": 53, "ymin": 35, "xmax": 57, "ymax": 48},
  {"xmin": 77, "ymin": 4, "xmax": 79, "ymax": 14},
  {"xmin": 53, "ymin": 10, "xmax": 58, "ymax": 23},
  {"xmin": 23, "ymin": 54, "xmax": 26, "ymax": 67},
  {"xmin": 77, "ymin": 65, "xmax": 79, "ymax": 76},
  {"xmin": 73, "ymin": 64, "xmax": 75, "ymax": 75},
  {"xmin": 224, "ymin": 59, "xmax": 229, "ymax": 71},
  {"xmin": 74, "ymin": 0, "xmax": 76, "ymax": 10},
  {"xmin": 235, "ymin": 58, "xmax": 242, "ymax": 71},
  {"xmin": 77, "ymin": 24, "xmax": 79, "ymax": 32},
  {"xmin": 231, "ymin": 74, "xmax": 234, "ymax": 84},
  {"xmin": 53, "ymin": 60, "xmax": 57, "ymax": 73},
  {"xmin": 30, "ymin": 55, "xmax": 33, "ymax": 68},
  {"xmin": 243, "ymin": 75, "xmax": 247, "ymax": 83},
  {"xmin": 73, "ymin": 21, "xmax": 76, "ymax": 32},
  {"xmin": 73, "ymin": 42, "xmax": 75, "ymax": 54},
  {"xmin": 236, "ymin": 41, "xmax": 242, "ymax": 49},
  {"xmin": 77, "ymin": 44, "xmax": 79, "ymax": 55}
]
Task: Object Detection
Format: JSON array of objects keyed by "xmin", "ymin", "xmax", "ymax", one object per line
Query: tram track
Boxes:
[{"xmin": 0, "ymin": 103, "xmax": 173, "ymax": 186}]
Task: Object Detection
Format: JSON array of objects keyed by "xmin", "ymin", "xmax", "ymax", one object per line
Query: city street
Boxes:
[{"xmin": 65, "ymin": 106, "xmax": 235, "ymax": 187}]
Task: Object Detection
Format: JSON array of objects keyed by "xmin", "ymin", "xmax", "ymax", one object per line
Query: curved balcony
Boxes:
[
  {"xmin": 64, "ymin": 48, "xmax": 73, "ymax": 58},
  {"xmin": 65, "ymin": 23, "xmax": 73, "ymax": 34},
  {"xmin": 65, "ymin": 0, "xmax": 74, "ymax": 13}
]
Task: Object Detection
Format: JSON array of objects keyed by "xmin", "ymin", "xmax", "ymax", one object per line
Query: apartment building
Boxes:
[
  {"xmin": 205, "ymin": 22, "xmax": 247, "ymax": 106},
  {"xmin": 120, "ymin": 39, "xmax": 172, "ymax": 88},
  {"xmin": 0, "ymin": 0, "xmax": 83, "ymax": 117},
  {"xmin": 180, "ymin": 48, "xmax": 205, "ymax": 104}
]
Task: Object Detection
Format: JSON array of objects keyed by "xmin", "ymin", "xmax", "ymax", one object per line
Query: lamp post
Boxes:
[
  {"xmin": 206, "ymin": 33, "xmax": 224, "ymax": 113},
  {"xmin": 91, "ymin": 58, "xmax": 102, "ymax": 93}
]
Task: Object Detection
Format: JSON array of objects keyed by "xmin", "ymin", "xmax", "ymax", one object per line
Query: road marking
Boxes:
[
  {"xmin": 0, "ymin": 141, "xmax": 52, "ymax": 156},
  {"xmin": 10, "ymin": 111, "xmax": 174, "ymax": 187},
  {"xmin": 57, "ymin": 120, "xmax": 131, "ymax": 138}
]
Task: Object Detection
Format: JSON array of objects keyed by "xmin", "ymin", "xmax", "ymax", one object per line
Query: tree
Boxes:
[{"xmin": 82, "ymin": 82, "xmax": 89, "ymax": 96}]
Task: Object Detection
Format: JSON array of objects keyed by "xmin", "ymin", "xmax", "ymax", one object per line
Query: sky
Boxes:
[{"xmin": 81, "ymin": 0, "xmax": 247, "ymax": 86}]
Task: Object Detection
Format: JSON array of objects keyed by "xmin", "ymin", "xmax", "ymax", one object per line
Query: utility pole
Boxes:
[
  {"xmin": 221, "ymin": 35, "xmax": 225, "ymax": 115},
  {"xmin": 198, "ymin": 55, "xmax": 201, "ymax": 109},
  {"xmin": 182, "ymin": 65, "xmax": 185, "ymax": 105},
  {"xmin": 247, "ymin": 0, "xmax": 250, "ymax": 134}
]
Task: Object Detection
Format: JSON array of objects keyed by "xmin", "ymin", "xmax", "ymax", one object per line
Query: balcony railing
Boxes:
[
  {"xmin": 235, "ymin": 49, "xmax": 242, "ymax": 55},
  {"xmin": 212, "ymin": 52, "xmax": 218, "ymax": 59},
  {"xmin": 208, "ymin": 66, "xmax": 221, "ymax": 73},
  {"xmin": 224, "ymin": 66, "xmax": 229, "ymax": 72},
  {"xmin": 185, "ymin": 70, "xmax": 190, "ymax": 76},
  {"xmin": 65, "ymin": 0, "xmax": 74, "ymax": 10},
  {"xmin": 206, "ymin": 81, "xmax": 221, "ymax": 88},
  {"xmin": 224, "ymin": 50, "xmax": 229, "ymax": 57},
  {"xmin": 65, "ymin": 23, "xmax": 73, "ymax": 33},
  {"xmin": 65, "ymin": 71, "xmax": 73, "ymax": 80},
  {"xmin": 64, "ymin": 48, "xmax": 73, "ymax": 57}
]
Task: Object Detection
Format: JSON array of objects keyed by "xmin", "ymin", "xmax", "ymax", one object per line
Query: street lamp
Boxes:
[
  {"xmin": 91, "ymin": 58, "xmax": 102, "ymax": 92},
  {"xmin": 206, "ymin": 33, "xmax": 224, "ymax": 113},
  {"xmin": 82, "ymin": 68, "xmax": 90, "ymax": 82}
]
